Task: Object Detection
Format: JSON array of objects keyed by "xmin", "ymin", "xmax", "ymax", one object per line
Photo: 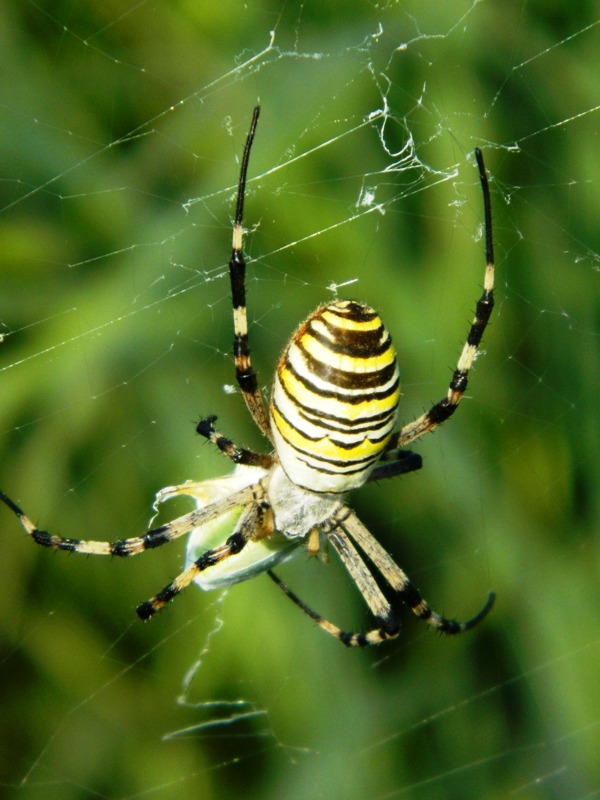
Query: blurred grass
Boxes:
[{"xmin": 1, "ymin": 2, "xmax": 599, "ymax": 799}]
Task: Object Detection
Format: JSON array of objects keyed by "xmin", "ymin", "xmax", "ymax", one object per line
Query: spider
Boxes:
[{"xmin": 0, "ymin": 106, "xmax": 495, "ymax": 647}]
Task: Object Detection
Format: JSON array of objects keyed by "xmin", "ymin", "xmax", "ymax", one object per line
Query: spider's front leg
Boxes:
[
  {"xmin": 228, "ymin": 105, "xmax": 273, "ymax": 442},
  {"xmin": 386, "ymin": 148, "xmax": 495, "ymax": 452},
  {"xmin": 0, "ymin": 486, "xmax": 256, "ymax": 556}
]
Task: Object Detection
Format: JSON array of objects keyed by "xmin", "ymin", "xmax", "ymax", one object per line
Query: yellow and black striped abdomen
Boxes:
[{"xmin": 270, "ymin": 300, "xmax": 400, "ymax": 494}]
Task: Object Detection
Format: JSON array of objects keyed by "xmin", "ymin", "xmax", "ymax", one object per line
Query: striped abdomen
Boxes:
[{"xmin": 270, "ymin": 300, "xmax": 400, "ymax": 493}]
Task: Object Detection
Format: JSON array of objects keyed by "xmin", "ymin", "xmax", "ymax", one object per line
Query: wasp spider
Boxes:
[{"xmin": 0, "ymin": 107, "xmax": 496, "ymax": 647}]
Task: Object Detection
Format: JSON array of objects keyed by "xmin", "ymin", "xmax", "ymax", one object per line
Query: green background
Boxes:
[{"xmin": 1, "ymin": 2, "xmax": 599, "ymax": 799}]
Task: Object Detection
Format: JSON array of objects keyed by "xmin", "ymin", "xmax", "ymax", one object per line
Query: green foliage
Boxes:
[{"xmin": 1, "ymin": 2, "xmax": 599, "ymax": 799}]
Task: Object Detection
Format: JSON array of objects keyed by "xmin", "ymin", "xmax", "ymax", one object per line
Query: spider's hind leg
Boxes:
[
  {"xmin": 267, "ymin": 570, "xmax": 399, "ymax": 648},
  {"xmin": 341, "ymin": 509, "xmax": 495, "ymax": 635},
  {"xmin": 267, "ymin": 516, "xmax": 404, "ymax": 648}
]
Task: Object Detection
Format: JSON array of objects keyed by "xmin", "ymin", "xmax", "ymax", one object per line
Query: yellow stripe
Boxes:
[
  {"xmin": 298, "ymin": 334, "xmax": 395, "ymax": 373},
  {"xmin": 271, "ymin": 405, "xmax": 393, "ymax": 461},
  {"xmin": 321, "ymin": 307, "xmax": 383, "ymax": 332},
  {"xmin": 278, "ymin": 366, "xmax": 399, "ymax": 420}
]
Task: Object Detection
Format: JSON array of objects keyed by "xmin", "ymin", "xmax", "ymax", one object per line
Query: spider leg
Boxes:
[
  {"xmin": 229, "ymin": 106, "xmax": 273, "ymax": 443},
  {"xmin": 341, "ymin": 508, "xmax": 494, "ymax": 633},
  {"xmin": 267, "ymin": 569, "xmax": 398, "ymax": 648},
  {"xmin": 0, "ymin": 486, "xmax": 255, "ymax": 557},
  {"xmin": 368, "ymin": 449, "xmax": 423, "ymax": 482},
  {"xmin": 269, "ymin": 515, "xmax": 402, "ymax": 648},
  {"xmin": 196, "ymin": 415, "xmax": 274, "ymax": 468},
  {"xmin": 386, "ymin": 148, "xmax": 495, "ymax": 451},
  {"xmin": 137, "ymin": 500, "xmax": 265, "ymax": 619},
  {"xmin": 325, "ymin": 523, "xmax": 393, "ymax": 622}
]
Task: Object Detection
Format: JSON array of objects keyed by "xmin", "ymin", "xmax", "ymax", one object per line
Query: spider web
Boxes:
[{"xmin": 1, "ymin": 2, "xmax": 599, "ymax": 799}]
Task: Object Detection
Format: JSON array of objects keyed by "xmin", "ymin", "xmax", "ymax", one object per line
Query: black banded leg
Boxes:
[
  {"xmin": 268, "ymin": 515, "xmax": 401, "ymax": 648},
  {"xmin": 386, "ymin": 148, "xmax": 495, "ymax": 451},
  {"xmin": 267, "ymin": 570, "xmax": 398, "ymax": 648},
  {"xmin": 0, "ymin": 486, "xmax": 255, "ymax": 557},
  {"xmin": 341, "ymin": 509, "xmax": 495, "ymax": 634},
  {"xmin": 229, "ymin": 106, "xmax": 273, "ymax": 442},
  {"xmin": 196, "ymin": 416, "xmax": 274, "ymax": 468},
  {"xmin": 137, "ymin": 501, "xmax": 262, "ymax": 619},
  {"xmin": 368, "ymin": 450, "xmax": 423, "ymax": 482}
]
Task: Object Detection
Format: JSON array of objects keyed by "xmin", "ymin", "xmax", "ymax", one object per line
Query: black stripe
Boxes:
[
  {"xmin": 325, "ymin": 302, "xmax": 379, "ymax": 323},
  {"xmin": 467, "ymin": 292, "xmax": 494, "ymax": 347},
  {"xmin": 236, "ymin": 370, "xmax": 258, "ymax": 393},
  {"xmin": 272, "ymin": 398, "xmax": 390, "ymax": 453},
  {"xmin": 296, "ymin": 451, "xmax": 380, "ymax": 475},
  {"xmin": 294, "ymin": 341, "xmax": 398, "ymax": 390},
  {"xmin": 450, "ymin": 368, "xmax": 468, "ymax": 394},
  {"xmin": 229, "ymin": 248, "xmax": 246, "ymax": 310},
  {"xmin": 233, "ymin": 333, "xmax": 250, "ymax": 358},
  {"xmin": 279, "ymin": 356, "xmax": 400, "ymax": 405},
  {"xmin": 308, "ymin": 317, "xmax": 391, "ymax": 357},
  {"xmin": 275, "ymin": 374, "xmax": 397, "ymax": 432},
  {"xmin": 32, "ymin": 529, "xmax": 78, "ymax": 551},
  {"xmin": 426, "ymin": 397, "xmax": 458, "ymax": 425},
  {"xmin": 298, "ymin": 407, "xmax": 396, "ymax": 435}
]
